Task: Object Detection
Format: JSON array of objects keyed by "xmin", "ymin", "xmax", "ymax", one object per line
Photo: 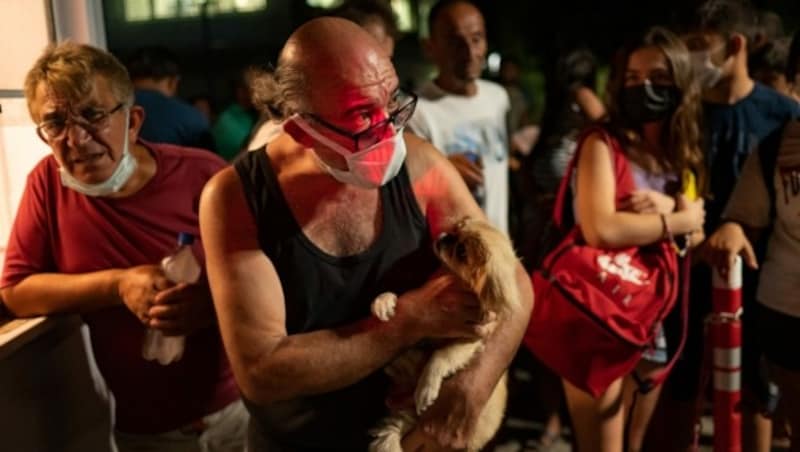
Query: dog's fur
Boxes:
[{"xmin": 369, "ymin": 217, "xmax": 521, "ymax": 452}]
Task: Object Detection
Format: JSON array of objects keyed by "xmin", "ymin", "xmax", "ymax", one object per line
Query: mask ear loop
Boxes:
[
  {"xmin": 643, "ymin": 79, "xmax": 668, "ymax": 102},
  {"xmin": 706, "ymin": 39, "xmax": 730, "ymax": 67}
]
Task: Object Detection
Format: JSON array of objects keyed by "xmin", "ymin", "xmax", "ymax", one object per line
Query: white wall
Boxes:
[
  {"xmin": 0, "ymin": 0, "xmax": 54, "ymax": 268},
  {"xmin": 0, "ymin": 99, "xmax": 51, "ymax": 267},
  {"xmin": 0, "ymin": 0, "xmax": 109, "ymax": 268},
  {"xmin": 0, "ymin": 0, "xmax": 52, "ymax": 91}
]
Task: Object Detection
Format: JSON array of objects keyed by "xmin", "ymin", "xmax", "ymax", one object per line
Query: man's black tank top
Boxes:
[{"xmin": 233, "ymin": 149, "xmax": 438, "ymax": 451}]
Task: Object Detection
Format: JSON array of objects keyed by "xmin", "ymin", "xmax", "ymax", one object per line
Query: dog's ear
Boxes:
[
  {"xmin": 479, "ymin": 268, "xmax": 521, "ymax": 314},
  {"xmin": 467, "ymin": 266, "xmax": 488, "ymax": 294},
  {"xmin": 478, "ymin": 271, "xmax": 504, "ymax": 308},
  {"xmin": 463, "ymin": 236, "xmax": 489, "ymax": 266}
]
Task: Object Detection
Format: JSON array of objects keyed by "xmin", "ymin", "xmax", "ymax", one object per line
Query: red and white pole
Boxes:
[{"xmin": 711, "ymin": 256, "xmax": 743, "ymax": 452}]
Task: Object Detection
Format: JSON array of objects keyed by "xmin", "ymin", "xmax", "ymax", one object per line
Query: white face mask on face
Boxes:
[
  {"xmin": 286, "ymin": 114, "xmax": 407, "ymax": 189},
  {"xmin": 690, "ymin": 49, "xmax": 725, "ymax": 90},
  {"xmin": 59, "ymin": 108, "xmax": 138, "ymax": 197}
]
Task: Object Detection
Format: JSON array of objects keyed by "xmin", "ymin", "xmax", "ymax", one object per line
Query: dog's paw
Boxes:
[
  {"xmin": 369, "ymin": 411, "xmax": 415, "ymax": 452},
  {"xmin": 371, "ymin": 292, "xmax": 398, "ymax": 322},
  {"xmin": 414, "ymin": 378, "xmax": 443, "ymax": 415}
]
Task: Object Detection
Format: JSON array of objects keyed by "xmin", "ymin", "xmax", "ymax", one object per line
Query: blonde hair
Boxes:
[{"xmin": 24, "ymin": 42, "xmax": 134, "ymax": 120}]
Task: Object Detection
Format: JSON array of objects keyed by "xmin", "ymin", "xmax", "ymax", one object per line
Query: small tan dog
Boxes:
[{"xmin": 369, "ymin": 217, "xmax": 521, "ymax": 452}]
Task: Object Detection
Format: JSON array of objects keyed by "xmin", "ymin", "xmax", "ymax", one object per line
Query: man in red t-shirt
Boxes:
[{"xmin": 1, "ymin": 42, "xmax": 245, "ymax": 451}]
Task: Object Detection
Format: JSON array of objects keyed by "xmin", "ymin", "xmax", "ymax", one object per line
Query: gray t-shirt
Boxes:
[{"xmin": 724, "ymin": 120, "xmax": 800, "ymax": 317}]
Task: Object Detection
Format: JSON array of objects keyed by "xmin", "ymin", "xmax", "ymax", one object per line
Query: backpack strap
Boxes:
[
  {"xmin": 552, "ymin": 126, "xmax": 634, "ymax": 230},
  {"xmin": 633, "ymin": 251, "xmax": 691, "ymax": 393}
]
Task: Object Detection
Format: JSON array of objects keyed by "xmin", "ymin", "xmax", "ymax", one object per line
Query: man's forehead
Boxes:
[
  {"xmin": 311, "ymin": 47, "xmax": 396, "ymax": 94},
  {"xmin": 34, "ymin": 77, "xmax": 109, "ymax": 113},
  {"xmin": 331, "ymin": 69, "xmax": 398, "ymax": 108},
  {"xmin": 354, "ymin": 55, "xmax": 397, "ymax": 87},
  {"xmin": 433, "ymin": 3, "xmax": 484, "ymax": 35}
]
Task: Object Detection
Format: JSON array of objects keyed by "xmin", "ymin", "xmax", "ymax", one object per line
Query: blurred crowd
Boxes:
[{"xmin": 5, "ymin": 0, "xmax": 800, "ymax": 451}]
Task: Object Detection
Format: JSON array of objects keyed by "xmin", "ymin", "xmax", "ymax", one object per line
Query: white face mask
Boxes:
[
  {"xmin": 690, "ymin": 50, "xmax": 724, "ymax": 89},
  {"xmin": 286, "ymin": 114, "xmax": 407, "ymax": 189},
  {"xmin": 59, "ymin": 108, "xmax": 138, "ymax": 197}
]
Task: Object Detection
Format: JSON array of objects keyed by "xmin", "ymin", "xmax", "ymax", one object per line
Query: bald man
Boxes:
[
  {"xmin": 246, "ymin": 0, "xmax": 398, "ymax": 151},
  {"xmin": 200, "ymin": 17, "xmax": 532, "ymax": 451}
]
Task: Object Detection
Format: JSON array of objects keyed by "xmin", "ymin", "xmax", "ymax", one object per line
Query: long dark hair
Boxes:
[{"xmin": 605, "ymin": 26, "xmax": 706, "ymax": 192}]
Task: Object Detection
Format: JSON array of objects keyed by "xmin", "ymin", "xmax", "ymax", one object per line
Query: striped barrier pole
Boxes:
[{"xmin": 711, "ymin": 256, "xmax": 743, "ymax": 452}]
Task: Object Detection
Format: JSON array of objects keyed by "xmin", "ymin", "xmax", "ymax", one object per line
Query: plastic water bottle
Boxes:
[{"xmin": 141, "ymin": 232, "xmax": 201, "ymax": 365}]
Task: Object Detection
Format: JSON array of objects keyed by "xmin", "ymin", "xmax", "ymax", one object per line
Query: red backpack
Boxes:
[{"xmin": 523, "ymin": 127, "xmax": 689, "ymax": 397}]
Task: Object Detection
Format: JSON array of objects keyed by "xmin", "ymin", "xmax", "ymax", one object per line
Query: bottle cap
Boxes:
[
  {"xmin": 177, "ymin": 232, "xmax": 195, "ymax": 246},
  {"xmin": 462, "ymin": 151, "xmax": 480, "ymax": 164}
]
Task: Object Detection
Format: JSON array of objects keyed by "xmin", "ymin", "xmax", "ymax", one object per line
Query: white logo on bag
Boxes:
[{"xmin": 597, "ymin": 253, "xmax": 647, "ymax": 286}]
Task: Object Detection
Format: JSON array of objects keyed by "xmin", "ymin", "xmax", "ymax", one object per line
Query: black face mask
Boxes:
[{"xmin": 620, "ymin": 84, "xmax": 681, "ymax": 125}]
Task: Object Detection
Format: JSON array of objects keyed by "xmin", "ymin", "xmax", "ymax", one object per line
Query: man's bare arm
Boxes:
[
  {"xmin": 1, "ymin": 270, "xmax": 125, "ymax": 316},
  {"xmin": 406, "ymin": 135, "xmax": 534, "ymax": 447},
  {"xmin": 2, "ymin": 263, "xmax": 176, "ymax": 324},
  {"xmin": 200, "ymin": 166, "xmax": 484, "ymax": 405}
]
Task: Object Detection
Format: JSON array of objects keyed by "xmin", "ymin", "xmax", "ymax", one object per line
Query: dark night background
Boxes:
[{"xmin": 103, "ymin": 0, "xmax": 800, "ymax": 117}]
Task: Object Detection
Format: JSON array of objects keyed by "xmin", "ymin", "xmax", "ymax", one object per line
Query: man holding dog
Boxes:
[{"xmin": 199, "ymin": 15, "xmax": 533, "ymax": 452}]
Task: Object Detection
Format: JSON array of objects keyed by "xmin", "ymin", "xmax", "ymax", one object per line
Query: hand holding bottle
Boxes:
[
  {"xmin": 117, "ymin": 264, "xmax": 171, "ymax": 324},
  {"xmin": 448, "ymin": 152, "xmax": 485, "ymax": 206},
  {"xmin": 142, "ymin": 233, "xmax": 202, "ymax": 365},
  {"xmin": 447, "ymin": 152, "xmax": 484, "ymax": 190},
  {"xmin": 146, "ymin": 281, "xmax": 216, "ymax": 336}
]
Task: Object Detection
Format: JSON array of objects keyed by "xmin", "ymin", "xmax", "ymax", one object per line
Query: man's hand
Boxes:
[
  {"xmin": 147, "ymin": 281, "xmax": 216, "ymax": 336},
  {"xmin": 419, "ymin": 372, "xmax": 484, "ymax": 449},
  {"xmin": 703, "ymin": 222, "xmax": 758, "ymax": 277},
  {"xmin": 401, "ymin": 370, "xmax": 489, "ymax": 450},
  {"xmin": 447, "ymin": 153, "xmax": 483, "ymax": 191},
  {"xmin": 117, "ymin": 265, "xmax": 171, "ymax": 324},
  {"xmin": 621, "ymin": 189, "xmax": 676, "ymax": 214},
  {"xmin": 392, "ymin": 274, "xmax": 496, "ymax": 345},
  {"xmin": 401, "ymin": 429, "xmax": 458, "ymax": 452}
]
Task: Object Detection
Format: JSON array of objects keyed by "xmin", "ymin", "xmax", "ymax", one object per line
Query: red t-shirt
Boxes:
[{"xmin": 1, "ymin": 142, "xmax": 239, "ymax": 434}]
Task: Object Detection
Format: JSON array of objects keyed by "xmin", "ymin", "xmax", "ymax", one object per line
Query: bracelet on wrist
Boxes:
[{"xmin": 660, "ymin": 213, "xmax": 690, "ymax": 257}]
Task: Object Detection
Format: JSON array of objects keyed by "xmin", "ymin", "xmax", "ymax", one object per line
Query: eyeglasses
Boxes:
[
  {"xmin": 36, "ymin": 102, "xmax": 126, "ymax": 144},
  {"xmin": 305, "ymin": 89, "xmax": 417, "ymax": 151}
]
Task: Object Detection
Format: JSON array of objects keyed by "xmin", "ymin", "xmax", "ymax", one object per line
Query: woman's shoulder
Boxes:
[
  {"xmin": 575, "ymin": 127, "xmax": 619, "ymax": 170},
  {"xmin": 576, "ymin": 126, "xmax": 620, "ymax": 156}
]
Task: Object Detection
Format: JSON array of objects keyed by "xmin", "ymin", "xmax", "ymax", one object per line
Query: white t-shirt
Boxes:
[
  {"xmin": 247, "ymin": 116, "xmax": 284, "ymax": 150},
  {"xmin": 724, "ymin": 120, "xmax": 800, "ymax": 317},
  {"xmin": 408, "ymin": 79, "xmax": 510, "ymax": 234}
]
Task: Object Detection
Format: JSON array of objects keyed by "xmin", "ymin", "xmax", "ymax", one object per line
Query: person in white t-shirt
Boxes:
[
  {"xmin": 705, "ymin": 119, "xmax": 800, "ymax": 448},
  {"xmin": 407, "ymin": 0, "xmax": 510, "ymax": 234}
]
